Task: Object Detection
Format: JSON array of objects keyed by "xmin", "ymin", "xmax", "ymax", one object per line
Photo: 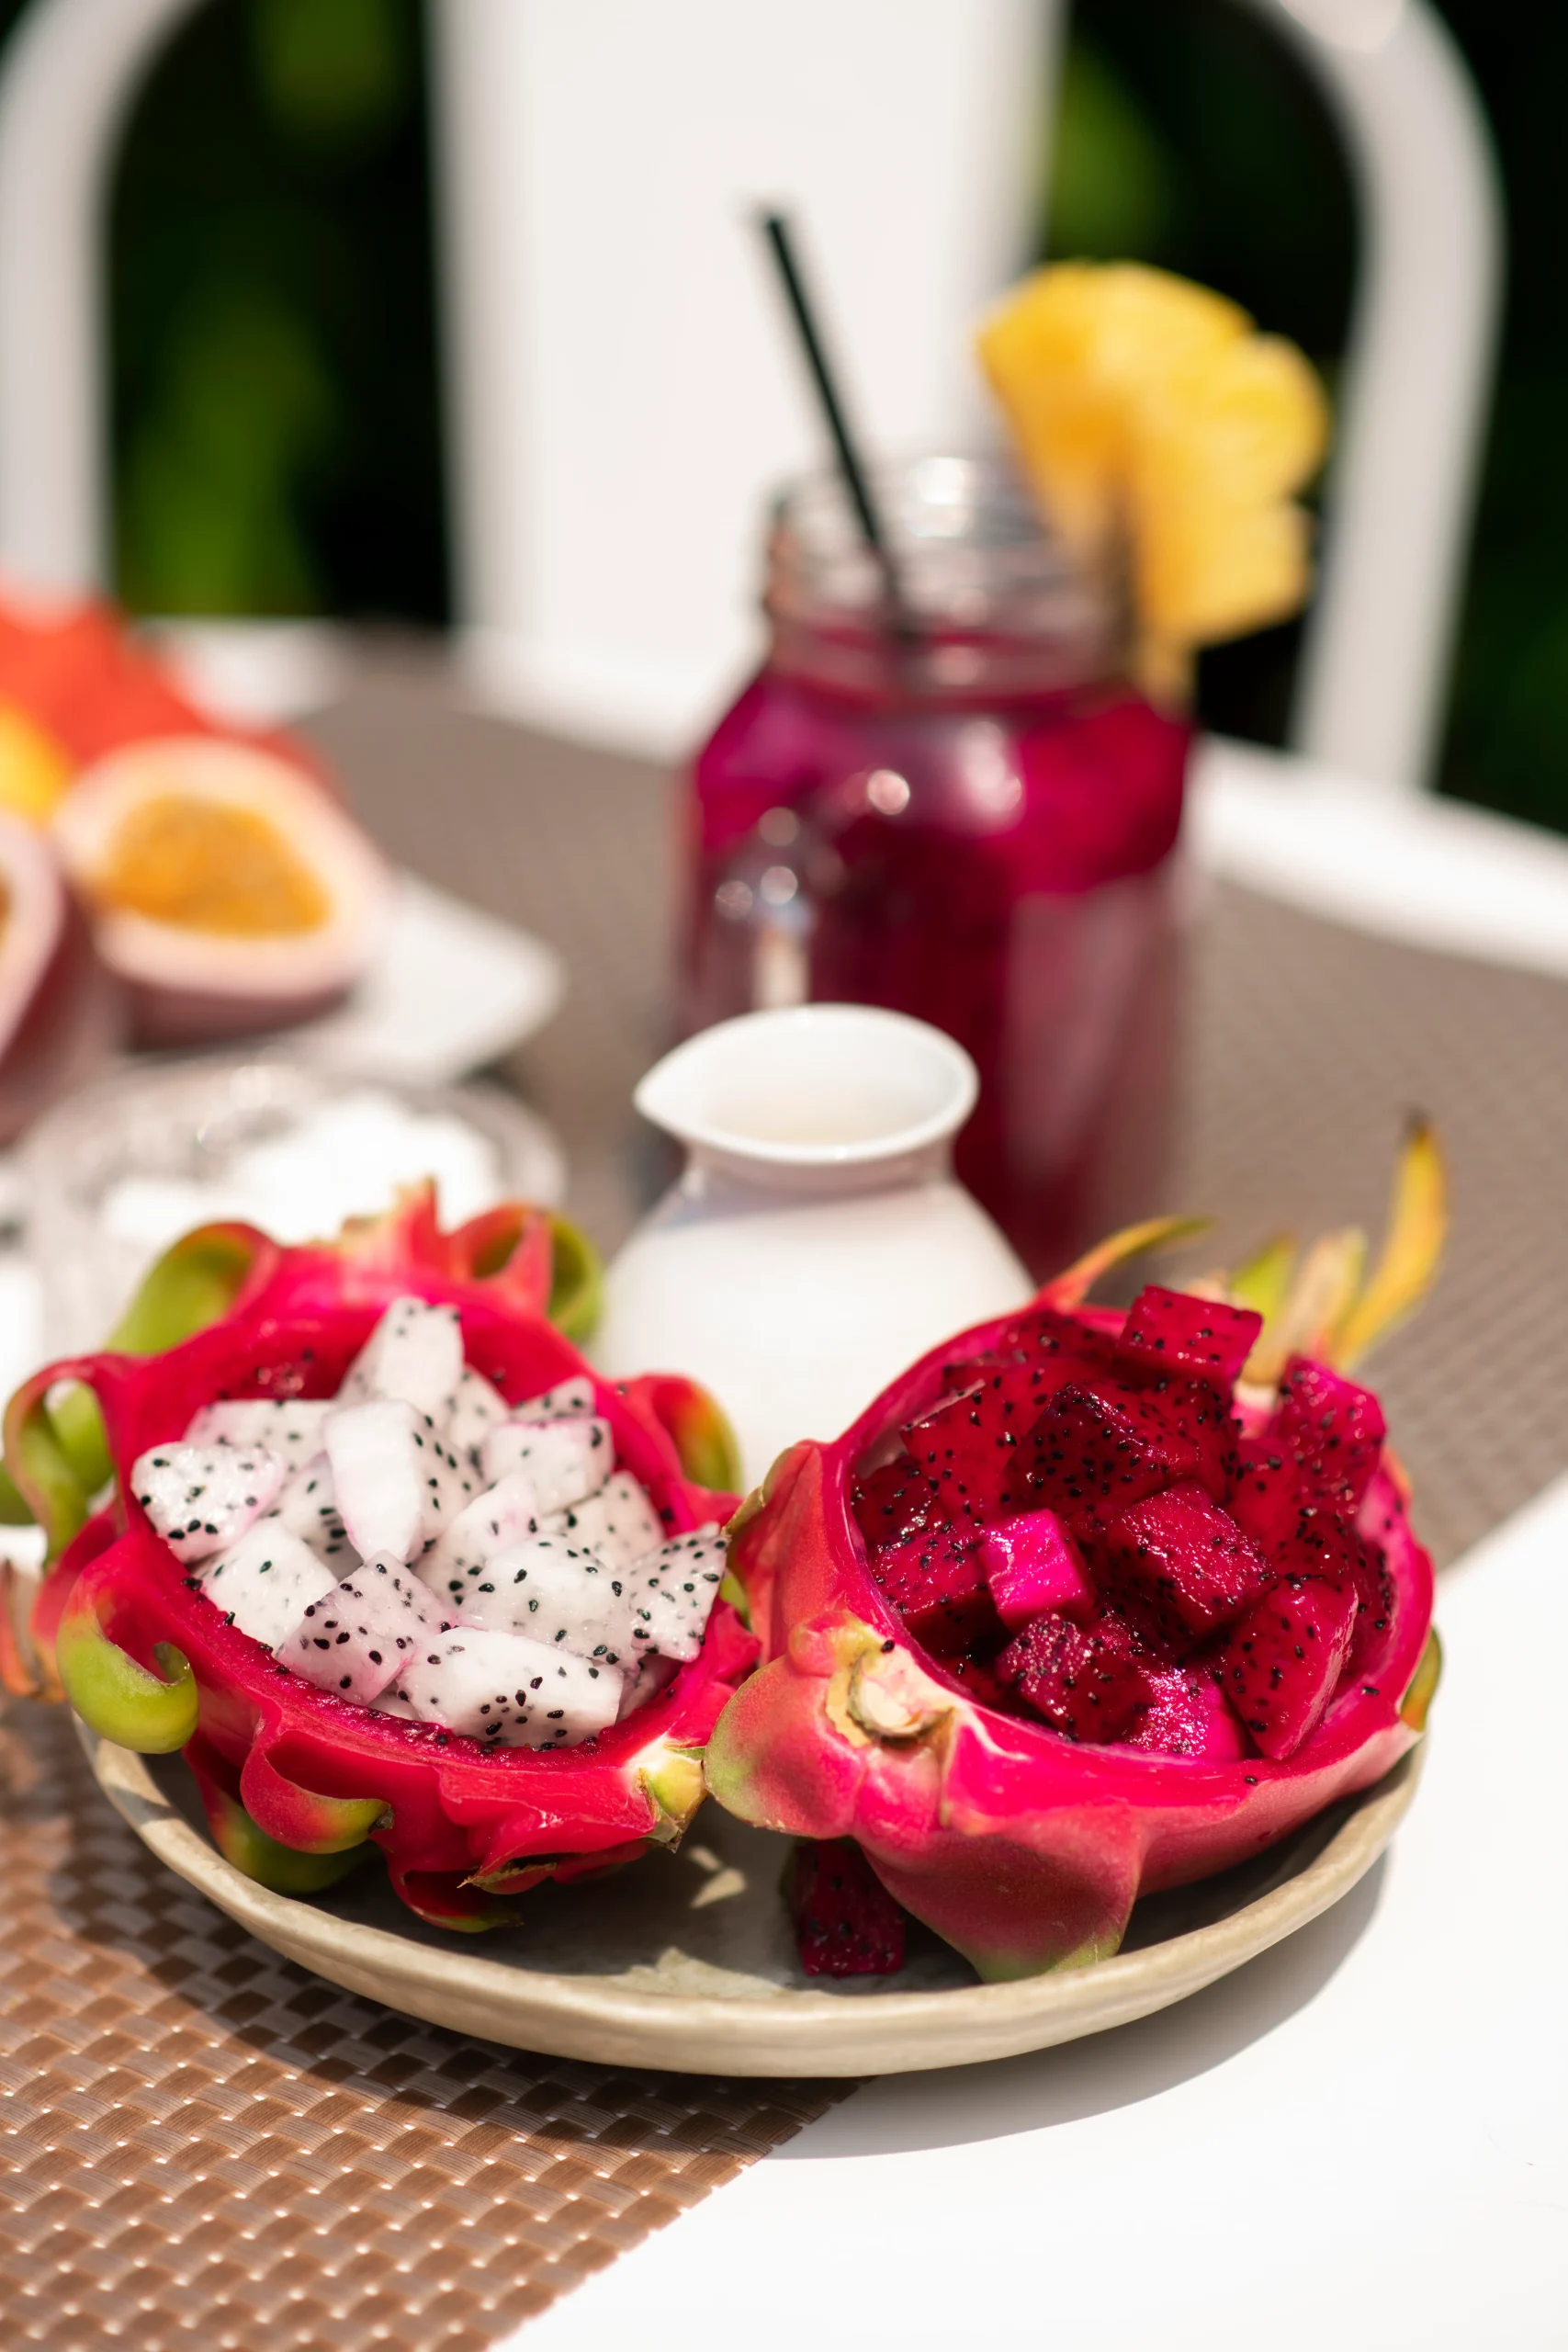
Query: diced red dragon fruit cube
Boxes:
[
  {"xmin": 874, "ymin": 1530, "xmax": 999, "ymax": 1657},
  {"xmin": 982, "ymin": 1509, "xmax": 1096, "ymax": 1627},
  {"xmin": 940, "ymin": 1351, "xmax": 1060, "ymax": 1429},
  {"xmin": 789, "ymin": 1838, "xmax": 908, "ymax": 1976},
  {"xmin": 1274, "ymin": 1356, "xmax": 1386, "ymax": 1512},
  {"xmin": 1100, "ymin": 1481, "xmax": 1276, "ymax": 1644},
  {"xmin": 1124, "ymin": 1665, "xmax": 1251, "ymax": 1759},
  {"xmin": 1259, "ymin": 1510, "xmax": 1397, "ymax": 1691},
  {"xmin": 901, "ymin": 1378, "xmax": 1026, "ymax": 1521},
  {"xmin": 1003, "ymin": 1383, "xmax": 1169, "ymax": 1529},
  {"xmin": 851, "ymin": 1453, "xmax": 951, "ymax": 1550},
  {"xmin": 942, "ymin": 1653, "xmax": 1007, "ymax": 1709},
  {"xmin": 1123, "ymin": 1373, "xmax": 1240, "ymax": 1495},
  {"xmin": 996, "ymin": 1608, "xmax": 1156, "ymax": 1742},
  {"xmin": 1226, "ymin": 1437, "xmax": 1306, "ymax": 1556},
  {"xmin": 978, "ymin": 1303, "xmax": 1122, "ymax": 1383},
  {"xmin": 1218, "ymin": 1573, "xmax": 1359, "ymax": 1758},
  {"xmin": 1276, "ymin": 1509, "xmax": 1369, "ymax": 1586},
  {"xmin": 1114, "ymin": 1284, "xmax": 1262, "ymax": 1391},
  {"xmin": 1005, "ymin": 1375, "xmax": 1235, "ymax": 1530},
  {"xmin": 1344, "ymin": 1537, "xmax": 1399, "ymax": 1686}
]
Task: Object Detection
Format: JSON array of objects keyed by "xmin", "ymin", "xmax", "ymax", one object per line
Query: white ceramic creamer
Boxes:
[{"xmin": 593, "ymin": 1005, "xmax": 1032, "ymax": 1487}]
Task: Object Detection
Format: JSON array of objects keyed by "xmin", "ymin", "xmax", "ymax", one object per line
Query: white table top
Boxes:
[{"xmin": 511, "ymin": 1472, "xmax": 1568, "ymax": 2352}]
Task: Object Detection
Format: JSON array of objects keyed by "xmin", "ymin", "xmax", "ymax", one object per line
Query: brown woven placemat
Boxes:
[
  {"xmin": 3, "ymin": 654, "xmax": 1565, "ymax": 2348},
  {"xmin": 0, "ymin": 1703, "xmax": 839, "ymax": 2349}
]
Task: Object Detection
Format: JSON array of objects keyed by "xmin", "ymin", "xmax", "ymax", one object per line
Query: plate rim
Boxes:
[{"xmin": 83, "ymin": 1724, "xmax": 1423, "ymax": 2077}]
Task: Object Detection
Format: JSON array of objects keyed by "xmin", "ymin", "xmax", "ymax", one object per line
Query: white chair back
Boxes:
[{"xmin": 0, "ymin": 0, "xmax": 1501, "ymax": 789}]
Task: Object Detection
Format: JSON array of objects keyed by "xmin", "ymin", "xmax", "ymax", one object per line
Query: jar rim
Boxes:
[{"xmin": 764, "ymin": 451, "xmax": 1124, "ymax": 693}]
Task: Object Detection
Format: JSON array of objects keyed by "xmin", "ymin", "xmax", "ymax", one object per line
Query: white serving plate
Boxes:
[
  {"xmin": 86, "ymin": 1726, "xmax": 1421, "ymax": 2078},
  {"xmin": 288, "ymin": 870, "xmax": 564, "ymax": 1083}
]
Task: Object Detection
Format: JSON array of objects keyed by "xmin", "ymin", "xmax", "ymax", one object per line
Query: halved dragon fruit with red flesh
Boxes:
[
  {"xmin": 705, "ymin": 1251, "xmax": 1437, "ymax": 1982},
  {"xmin": 12, "ymin": 1193, "xmax": 756, "ymax": 1928}
]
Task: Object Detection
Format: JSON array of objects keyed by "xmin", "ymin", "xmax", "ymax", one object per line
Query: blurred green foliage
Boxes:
[
  {"xmin": 1046, "ymin": 41, "xmax": 1174, "ymax": 259},
  {"xmin": 108, "ymin": 0, "xmax": 446, "ymax": 622},
  {"xmin": 250, "ymin": 0, "xmax": 412, "ymax": 142}
]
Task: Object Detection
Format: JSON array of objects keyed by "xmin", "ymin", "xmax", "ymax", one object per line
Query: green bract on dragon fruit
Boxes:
[
  {"xmin": 4, "ymin": 1186, "xmax": 756, "ymax": 1928},
  {"xmin": 706, "ymin": 1132, "xmax": 1445, "ymax": 1982}
]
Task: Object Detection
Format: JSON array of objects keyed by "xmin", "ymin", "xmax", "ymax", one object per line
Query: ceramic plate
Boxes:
[
  {"xmin": 85, "ymin": 1727, "xmax": 1422, "ymax": 2077},
  {"xmin": 288, "ymin": 871, "xmax": 564, "ymax": 1084}
]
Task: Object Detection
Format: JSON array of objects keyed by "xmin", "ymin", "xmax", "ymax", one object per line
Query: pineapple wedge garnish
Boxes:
[{"xmin": 976, "ymin": 261, "xmax": 1330, "ymax": 703}]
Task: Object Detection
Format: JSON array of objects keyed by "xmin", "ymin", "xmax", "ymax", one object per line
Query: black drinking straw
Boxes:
[{"xmin": 757, "ymin": 209, "xmax": 914, "ymax": 632}]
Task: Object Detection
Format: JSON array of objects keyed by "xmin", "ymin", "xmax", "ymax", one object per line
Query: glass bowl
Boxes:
[{"xmin": 21, "ymin": 1052, "xmax": 566, "ymax": 1353}]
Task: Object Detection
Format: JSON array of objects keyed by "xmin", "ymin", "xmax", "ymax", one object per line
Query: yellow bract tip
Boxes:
[
  {"xmin": 1334, "ymin": 1116, "xmax": 1449, "ymax": 1369},
  {"xmin": 1040, "ymin": 1212, "xmax": 1212, "ymax": 1310}
]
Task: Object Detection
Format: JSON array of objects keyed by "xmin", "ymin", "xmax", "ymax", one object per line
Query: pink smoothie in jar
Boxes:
[{"xmin": 679, "ymin": 457, "xmax": 1190, "ymax": 1277}]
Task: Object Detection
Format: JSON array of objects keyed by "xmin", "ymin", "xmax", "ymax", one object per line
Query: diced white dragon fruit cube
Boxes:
[
  {"xmin": 446, "ymin": 1364, "xmax": 510, "ymax": 1465},
  {"xmin": 623, "ymin": 1524, "xmax": 728, "ymax": 1663},
  {"xmin": 184, "ymin": 1397, "xmax": 331, "ymax": 1471},
  {"xmin": 132, "ymin": 1442, "xmax": 286, "ymax": 1565},
  {"xmin": 510, "ymin": 1376, "xmax": 597, "ymax": 1423},
  {"xmin": 324, "ymin": 1399, "xmax": 424, "ymax": 1563},
  {"xmin": 324, "ymin": 1399, "xmax": 473, "ymax": 1565},
  {"xmin": 546, "ymin": 1469, "xmax": 664, "ymax": 1574},
  {"xmin": 274, "ymin": 1555, "xmax": 456, "ymax": 1703},
  {"xmin": 264, "ymin": 1453, "xmax": 355, "ymax": 1568},
  {"xmin": 337, "ymin": 1295, "xmax": 465, "ymax": 1423},
  {"xmin": 615, "ymin": 1651, "xmax": 682, "ymax": 1721},
  {"xmin": 457, "ymin": 1532, "xmax": 633, "ymax": 1661},
  {"xmin": 198, "ymin": 1522, "xmax": 337, "ymax": 1647},
  {"xmin": 417, "ymin": 1470, "xmax": 541, "ymax": 1609},
  {"xmin": 407, "ymin": 1419, "xmax": 475, "ymax": 1552},
  {"xmin": 479, "ymin": 1415, "xmax": 613, "ymax": 1513},
  {"xmin": 399, "ymin": 1627, "xmax": 623, "ymax": 1747},
  {"xmin": 372, "ymin": 1685, "xmax": 420, "ymax": 1720}
]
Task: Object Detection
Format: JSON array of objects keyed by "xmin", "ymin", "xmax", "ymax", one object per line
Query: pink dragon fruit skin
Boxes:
[
  {"xmin": 705, "ymin": 1287, "xmax": 1435, "ymax": 1983},
  {"xmin": 15, "ymin": 1190, "xmax": 756, "ymax": 1929}
]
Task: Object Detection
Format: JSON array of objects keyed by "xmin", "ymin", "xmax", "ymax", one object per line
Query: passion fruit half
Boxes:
[
  {"xmin": 0, "ymin": 810, "xmax": 118, "ymax": 1141},
  {"xmin": 53, "ymin": 737, "xmax": 389, "ymax": 1046}
]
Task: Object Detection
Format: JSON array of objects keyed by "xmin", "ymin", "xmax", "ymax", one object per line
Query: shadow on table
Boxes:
[{"xmin": 775, "ymin": 1857, "xmax": 1387, "ymax": 2160}]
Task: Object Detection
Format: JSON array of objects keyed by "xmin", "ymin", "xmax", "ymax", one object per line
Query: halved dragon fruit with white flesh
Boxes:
[
  {"xmin": 6, "ymin": 1182, "xmax": 753, "ymax": 1928},
  {"xmin": 706, "ymin": 1130, "xmax": 1446, "ymax": 1981}
]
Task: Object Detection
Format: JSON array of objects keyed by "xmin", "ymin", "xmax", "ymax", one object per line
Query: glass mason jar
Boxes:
[{"xmin": 678, "ymin": 455, "xmax": 1191, "ymax": 1278}]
